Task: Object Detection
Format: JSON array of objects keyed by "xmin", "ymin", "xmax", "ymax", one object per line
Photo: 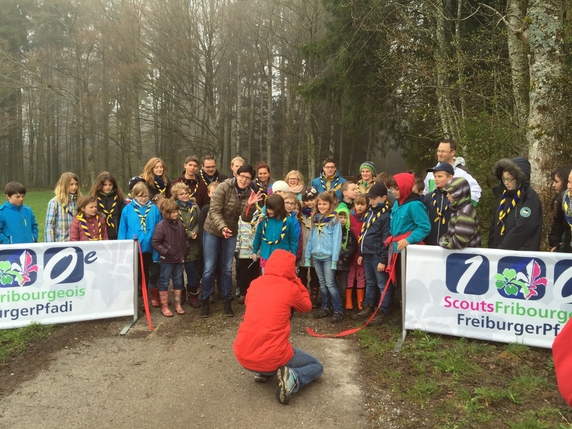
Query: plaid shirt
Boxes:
[{"xmin": 44, "ymin": 196, "xmax": 77, "ymax": 242}]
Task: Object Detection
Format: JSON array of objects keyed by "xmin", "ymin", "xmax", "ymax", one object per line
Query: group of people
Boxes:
[{"xmin": 0, "ymin": 138, "xmax": 568, "ymax": 405}]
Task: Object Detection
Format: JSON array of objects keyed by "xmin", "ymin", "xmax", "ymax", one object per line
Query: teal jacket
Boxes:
[
  {"xmin": 253, "ymin": 215, "xmax": 299, "ymax": 261},
  {"xmin": 0, "ymin": 202, "xmax": 38, "ymax": 244}
]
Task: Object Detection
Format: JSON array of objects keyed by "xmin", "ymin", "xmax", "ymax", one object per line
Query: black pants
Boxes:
[
  {"xmin": 237, "ymin": 259, "xmax": 260, "ymax": 296},
  {"xmin": 139, "ymin": 252, "xmax": 159, "ymax": 289}
]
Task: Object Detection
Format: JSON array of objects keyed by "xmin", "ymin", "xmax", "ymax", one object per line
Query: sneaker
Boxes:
[
  {"xmin": 275, "ymin": 366, "xmax": 296, "ymax": 405},
  {"xmin": 254, "ymin": 373, "xmax": 267, "ymax": 383},
  {"xmin": 331, "ymin": 311, "xmax": 343, "ymax": 323},
  {"xmin": 313, "ymin": 307, "xmax": 331, "ymax": 319},
  {"xmin": 368, "ymin": 312, "xmax": 388, "ymax": 326},
  {"xmin": 352, "ymin": 304, "xmax": 373, "ymax": 320}
]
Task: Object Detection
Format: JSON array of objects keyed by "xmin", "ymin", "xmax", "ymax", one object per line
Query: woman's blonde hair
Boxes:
[
  {"xmin": 54, "ymin": 172, "xmax": 82, "ymax": 206},
  {"xmin": 142, "ymin": 157, "xmax": 167, "ymax": 185},
  {"xmin": 284, "ymin": 170, "xmax": 305, "ymax": 187}
]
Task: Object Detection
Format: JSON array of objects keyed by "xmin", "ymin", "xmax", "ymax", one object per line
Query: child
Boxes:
[
  {"xmin": 152, "ymin": 199, "xmax": 189, "ymax": 316},
  {"xmin": 252, "ymin": 194, "xmax": 298, "ymax": 272},
  {"xmin": 297, "ymin": 186, "xmax": 320, "ymax": 307},
  {"xmin": 304, "ymin": 191, "xmax": 343, "ymax": 323},
  {"xmin": 438, "ymin": 177, "xmax": 481, "ymax": 249},
  {"xmin": 335, "ymin": 205, "xmax": 357, "ymax": 310},
  {"xmin": 141, "ymin": 157, "xmax": 170, "ymax": 200},
  {"xmin": 422, "ymin": 163, "xmax": 454, "ymax": 245},
  {"xmin": 352, "ymin": 183, "xmax": 391, "ymax": 324},
  {"xmin": 338, "ymin": 182, "xmax": 357, "ymax": 211},
  {"xmin": 89, "ymin": 171, "xmax": 125, "ymax": 240},
  {"xmin": 235, "ymin": 208, "xmax": 262, "ymax": 304},
  {"xmin": 548, "ymin": 165, "xmax": 572, "ymax": 252},
  {"xmin": 412, "ymin": 177, "xmax": 425, "ymax": 197},
  {"xmin": 282, "ymin": 192, "xmax": 302, "ymax": 262},
  {"xmin": 0, "ymin": 182, "xmax": 38, "ymax": 244},
  {"xmin": 118, "ymin": 182, "xmax": 162, "ymax": 306},
  {"xmin": 70, "ymin": 196, "xmax": 108, "ymax": 241},
  {"xmin": 171, "ymin": 183, "xmax": 201, "ymax": 308},
  {"xmin": 45, "ymin": 172, "xmax": 82, "ymax": 242},
  {"xmin": 348, "ymin": 194, "xmax": 368, "ymax": 310}
]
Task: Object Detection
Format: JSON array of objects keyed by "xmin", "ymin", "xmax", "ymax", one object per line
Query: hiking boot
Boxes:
[
  {"xmin": 313, "ymin": 307, "xmax": 331, "ymax": 319},
  {"xmin": 331, "ymin": 311, "xmax": 344, "ymax": 323},
  {"xmin": 254, "ymin": 373, "xmax": 267, "ymax": 383},
  {"xmin": 275, "ymin": 366, "xmax": 297, "ymax": 405},
  {"xmin": 200, "ymin": 298, "xmax": 210, "ymax": 318},
  {"xmin": 368, "ymin": 312, "xmax": 388, "ymax": 326},
  {"xmin": 352, "ymin": 304, "xmax": 373, "ymax": 320},
  {"xmin": 188, "ymin": 291, "xmax": 201, "ymax": 308},
  {"xmin": 223, "ymin": 297, "xmax": 234, "ymax": 317}
]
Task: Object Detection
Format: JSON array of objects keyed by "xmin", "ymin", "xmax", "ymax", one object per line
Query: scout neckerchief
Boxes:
[
  {"xmin": 432, "ymin": 190, "xmax": 449, "ymax": 225},
  {"xmin": 177, "ymin": 201, "xmax": 195, "ymax": 233},
  {"xmin": 314, "ymin": 213, "xmax": 336, "ymax": 235},
  {"xmin": 319, "ymin": 172, "xmax": 342, "ymax": 193},
  {"xmin": 98, "ymin": 192, "xmax": 117, "ymax": 228},
  {"xmin": 133, "ymin": 201, "xmax": 152, "ymax": 233},
  {"xmin": 187, "ymin": 180, "xmax": 198, "ymax": 198},
  {"xmin": 358, "ymin": 203, "xmax": 389, "ymax": 243},
  {"xmin": 261, "ymin": 216, "xmax": 288, "ymax": 245},
  {"xmin": 563, "ymin": 191, "xmax": 572, "ymax": 227},
  {"xmin": 76, "ymin": 213, "xmax": 102, "ymax": 240},
  {"xmin": 497, "ymin": 187, "xmax": 522, "ymax": 235},
  {"xmin": 62, "ymin": 193, "xmax": 77, "ymax": 217},
  {"xmin": 254, "ymin": 178, "xmax": 269, "ymax": 205},
  {"xmin": 200, "ymin": 169, "xmax": 218, "ymax": 185},
  {"xmin": 153, "ymin": 176, "xmax": 167, "ymax": 195}
]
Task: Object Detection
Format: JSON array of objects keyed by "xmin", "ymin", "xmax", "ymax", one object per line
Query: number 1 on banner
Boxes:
[{"xmin": 457, "ymin": 255, "xmax": 483, "ymax": 295}]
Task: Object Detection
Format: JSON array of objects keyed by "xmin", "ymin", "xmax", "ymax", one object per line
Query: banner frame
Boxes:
[{"xmin": 120, "ymin": 241, "xmax": 140, "ymax": 336}]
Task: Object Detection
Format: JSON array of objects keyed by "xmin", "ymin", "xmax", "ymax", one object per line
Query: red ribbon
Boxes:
[{"xmin": 135, "ymin": 239, "xmax": 154, "ymax": 331}]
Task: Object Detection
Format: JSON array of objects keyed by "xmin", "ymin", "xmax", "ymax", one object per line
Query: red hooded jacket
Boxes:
[
  {"xmin": 553, "ymin": 319, "xmax": 572, "ymax": 407},
  {"xmin": 233, "ymin": 249, "xmax": 311, "ymax": 372}
]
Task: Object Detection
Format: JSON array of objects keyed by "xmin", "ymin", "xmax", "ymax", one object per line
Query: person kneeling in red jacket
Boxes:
[
  {"xmin": 233, "ymin": 249, "xmax": 323, "ymax": 405},
  {"xmin": 553, "ymin": 319, "xmax": 572, "ymax": 407}
]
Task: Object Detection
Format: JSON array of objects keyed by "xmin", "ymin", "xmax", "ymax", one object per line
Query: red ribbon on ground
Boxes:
[
  {"xmin": 136, "ymin": 239, "xmax": 154, "ymax": 331},
  {"xmin": 306, "ymin": 232, "xmax": 415, "ymax": 338}
]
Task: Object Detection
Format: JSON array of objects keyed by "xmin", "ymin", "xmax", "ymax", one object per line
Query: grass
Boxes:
[
  {"xmin": 357, "ymin": 327, "xmax": 572, "ymax": 428},
  {"xmin": 23, "ymin": 189, "xmax": 58, "ymax": 243},
  {"xmin": 0, "ymin": 323, "xmax": 56, "ymax": 362}
]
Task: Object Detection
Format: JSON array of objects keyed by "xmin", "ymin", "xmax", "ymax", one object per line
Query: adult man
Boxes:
[
  {"xmin": 233, "ymin": 249, "xmax": 323, "ymax": 405},
  {"xmin": 424, "ymin": 139, "xmax": 481, "ymax": 205},
  {"xmin": 170, "ymin": 156, "xmax": 209, "ymax": 208},
  {"xmin": 310, "ymin": 158, "xmax": 347, "ymax": 201},
  {"xmin": 198, "ymin": 156, "xmax": 228, "ymax": 204}
]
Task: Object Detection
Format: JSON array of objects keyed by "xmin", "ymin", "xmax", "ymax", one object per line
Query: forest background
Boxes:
[{"xmin": 1, "ymin": 0, "xmax": 571, "ymax": 243}]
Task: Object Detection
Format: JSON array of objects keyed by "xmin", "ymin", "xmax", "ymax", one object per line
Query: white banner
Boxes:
[
  {"xmin": 404, "ymin": 245, "xmax": 572, "ymax": 348},
  {"xmin": 0, "ymin": 240, "xmax": 135, "ymax": 329}
]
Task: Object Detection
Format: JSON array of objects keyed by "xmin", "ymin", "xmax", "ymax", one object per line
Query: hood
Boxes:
[
  {"xmin": 444, "ymin": 177, "xmax": 471, "ymax": 210},
  {"xmin": 493, "ymin": 157, "xmax": 530, "ymax": 186},
  {"xmin": 336, "ymin": 204, "xmax": 350, "ymax": 220},
  {"xmin": 263, "ymin": 249, "xmax": 297, "ymax": 280},
  {"xmin": 453, "ymin": 157, "xmax": 466, "ymax": 168},
  {"xmin": 393, "ymin": 173, "xmax": 415, "ymax": 205}
]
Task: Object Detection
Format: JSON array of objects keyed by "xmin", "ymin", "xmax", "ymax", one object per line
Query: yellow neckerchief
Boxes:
[
  {"xmin": 200, "ymin": 169, "xmax": 218, "ymax": 185},
  {"xmin": 497, "ymin": 187, "xmax": 522, "ymax": 235},
  {"xmin": 358, "ymin": 203, "xmax": 389, "ymax": 243},
  {"xmin": 133, "ymin": 202, "xmax": 152, "ymax": 233},
  {"xmin": 319, "ymin": 172, "xmax": 341, "ymax": 192},
  {"xmin": 77, "ymin": 213, "xmax": 102, "ymax": 240},
  {"xmin": 261, "ymin": 216, "xmax": 288, "ymax": 245},
  {"xmin": 315, "ymin": 213, "xmax": 336, "ymax": 235},
  {"xmin": 432, "ymin": 190, "xmax": 449, "ymax": 225},
  {"xmin": 98, "ymin": 194, "xmax": 117, "ymax": 228},
  {"xmin": 178, "ymin": 202, "xmax": 195, "ymax": 234},
  {"xmin": 564, "ymin": 191, "xmax": 572, "ymax": 227},
  {"xmin": 154, "ymin": 180, "xmax": 166, "ymax": 195}
]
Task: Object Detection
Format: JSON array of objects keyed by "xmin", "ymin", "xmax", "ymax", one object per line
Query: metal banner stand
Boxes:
[
  {"xmin": 394, "ymin": 247, "xmax": 408, "ymax": 352},
  {"xmin": 120, "ymin": 241, "xmax": 140, "ymax": 335}
]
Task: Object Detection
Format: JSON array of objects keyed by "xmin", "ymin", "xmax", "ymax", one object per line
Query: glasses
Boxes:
[
  {"xmin": 237, "ymin": 174, "xmax": 252, "ymax": 181},
  {"xmin": 502, "ymin": 177, "xmax": 515, "ymax": 183},
  {"xmin": 288, "ymin": 177, "xmax": 299, "ymax": 182},
  {"xmin": 178, "ymin": 192, "xmax": 189, "ymax": 196},
  {"xmin": 284, "ymin": 201, "xmax": 297, "ymax": 206},
  {"xmin": 437, "ymin": 150, "xmax": 451, "ymax": 154}
]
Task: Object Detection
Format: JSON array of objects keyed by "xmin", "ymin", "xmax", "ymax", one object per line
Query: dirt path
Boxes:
[{"xmin": 0, "ymin": 305, "xmax": 370, "ymax": 429}]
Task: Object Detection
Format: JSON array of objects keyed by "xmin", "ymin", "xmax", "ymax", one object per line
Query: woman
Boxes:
[
  {"xmin": 356, "ymin": 161, "xmax": 376, "ymax": 194},
  {"xmin": 251, "ymin": 162, "xmax": 274, "ymax": 203},
  {"xmin": 488, "ymin": 157, "xmax": 541, "ymax": 251},
  {"xmin": 548, "ymin": 165, "xmax": 572, "ymax": 252},
  {"xmin": 141, "ymin": 157, "xmax": 170, "ymax": 200},
  {"xmin": 284, "ymin": 170, "xmax": 305, "ymax": 200}
]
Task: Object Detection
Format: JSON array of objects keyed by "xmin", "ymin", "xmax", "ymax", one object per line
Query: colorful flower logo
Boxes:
[
  {"xmin": 0, "ymin": 250, "xmax": 38, "ymax": 287},
  {"xmin": 495, "ymin": 259, "xmax": 547, "ymax": 300}
]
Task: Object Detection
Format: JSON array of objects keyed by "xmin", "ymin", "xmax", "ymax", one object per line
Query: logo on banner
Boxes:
[
  {"xmin": 553, "ymin": 260, "xmax": 572, "ymax": 302},
  {"xmin": 43, "ymin": 247, "xmax": 96, "ymax": 284},
  {"xmin": 0, "ymin": 249, "xmax": 39, "ymax": 287},
  {"xmin": 495, "ymin": 257, "xmax": 547, "ymax": 300},
  {"xmin": 446, "ymin": 254, "xmax": 489, "ymax": 295}
]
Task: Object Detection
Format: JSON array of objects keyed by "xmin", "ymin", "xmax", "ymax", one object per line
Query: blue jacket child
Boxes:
[
  {"xmin": 118, "ymin": 198, "xmax": 162, "ymax": 254},
  {"xmin": 0, "ymin": 182, "xmax": 38, "ymax": 244}
]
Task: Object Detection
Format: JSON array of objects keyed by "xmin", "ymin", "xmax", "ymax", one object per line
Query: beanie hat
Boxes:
[
  {"xmin": 301, "ymin": 186, "xmax": 319, "ymax": 201},
  {"xmin": 360, "ymin": 161, "xmax": 376, "ymax": 177},
  {"xmin": 128, "ymin": 176, "xmax": 145, "ymax": 191},
  {"xmin": 270, "ymin": 180, "xmax": 289, "ymax": 194}
]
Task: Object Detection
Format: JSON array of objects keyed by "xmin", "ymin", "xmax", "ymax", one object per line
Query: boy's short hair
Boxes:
[
  {"xmin": 207, "ymin": 182, "xmax": 219, "ymax": 193},
  {"xmin": 171, "ymin": 182, "xmax": 190, "ymax": 199},
  {"xmin": 414, "ymin": 178, "xmax": 425, "ymax": 193},
  {"xmin": 184, "ymin": 155, "xmax": 199, "ymax": 165},
  {"xmin": 131, "ymin": 182, "xmax": 149, "ymax": 197},
  {"xmin": 4, "ymin": 182, "xmax": 26, "ymax": 196},
  {"xmin": 340, "ymin": 182, "xmax": 351, "ymax": 193},
  {"xmin": 159, "ymin": 198, "xmax": 179, "ymax": 217},
  {"xmin": 354, "ymin": 194, "xmax": 368, "ymax": 205}
]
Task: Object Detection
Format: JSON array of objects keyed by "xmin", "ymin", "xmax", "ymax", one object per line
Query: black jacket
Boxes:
[
  {"xmin": 337, "ymin": 226, "xmax": 357, "ymax": 271},
  {"xmin": 423, "ymin": 188, "xmax": 451, "ymax": 245},
  {"xmin": 548, "ymin": 191, "xmax": 572, "ymax": 252},
  {"xmin": 359, "ymin": 203, "xmax": 391, "ymax": 264}
]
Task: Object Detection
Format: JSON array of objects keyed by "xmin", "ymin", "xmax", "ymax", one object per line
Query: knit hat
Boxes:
[
  {"xmin": 270, "ymin": 180, "xmax": 289, "ymax": 194},
  {"xmin": 301, "ymin": 186, "xmax": 319, "ymax": 201},
  {"xmin": 360, "ymin": 161, "xmax": 376, "ymax": 177},
  {"xmin": 128, "ymin": 176, "xmax": 145, "ymax": 191}
]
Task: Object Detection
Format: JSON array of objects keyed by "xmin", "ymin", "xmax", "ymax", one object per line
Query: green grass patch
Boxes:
[
  {"xmin": 0, "ymin": 323, "xmax": 56, "ymax": 362},
  {"xmin": 358, "ymin": 329, "xmax": 572, "ymax": 428},
  {"xmin": 21, "ymin": 189, "xmax": 56, "ymax": 243}
]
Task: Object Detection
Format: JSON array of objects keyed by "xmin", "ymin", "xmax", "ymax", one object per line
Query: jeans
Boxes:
[
  {"xmin": 158, "ymin": 262, "xmax": 184, "ymax": 292},
  {"xmin": 184, "ymin": 261, "xmax": 198, "ymax": 288},
  {"xmin": 257, "ymin": 347, "xmax": 323, "ymax": 392},
  {"xmin": 363, "ymin": 254, "xmax": 392, "ymax": 314},
  {"xmin": 202, "ymin": 230, "xmax": 237, "ymax": 299},
  {"xmin": 313, "ymin": 258, "xmax": 342, "ymax": 313}
]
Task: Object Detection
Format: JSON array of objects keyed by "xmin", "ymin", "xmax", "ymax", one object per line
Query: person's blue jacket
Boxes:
[
  {"xmin": 0, "ymin": 202, "xmax": 38, "ymax": 244},
  {"xmin": 310, "ymin": 171, "xmax": 347, "ymax": 201},
  {"xmin": 390, "ymin": 197, "xmax": 431, "ymax": 250},
  {"xmin": 253, "ymin": 215, "xmax": 298, "ymax": 261},
  {"xmin": 118, "ymin": 200, "xmax": 162, "ymax": 255},
  {"xmin": 304, "ymin": 214, "xmax": 342, "ymax": 270}
]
